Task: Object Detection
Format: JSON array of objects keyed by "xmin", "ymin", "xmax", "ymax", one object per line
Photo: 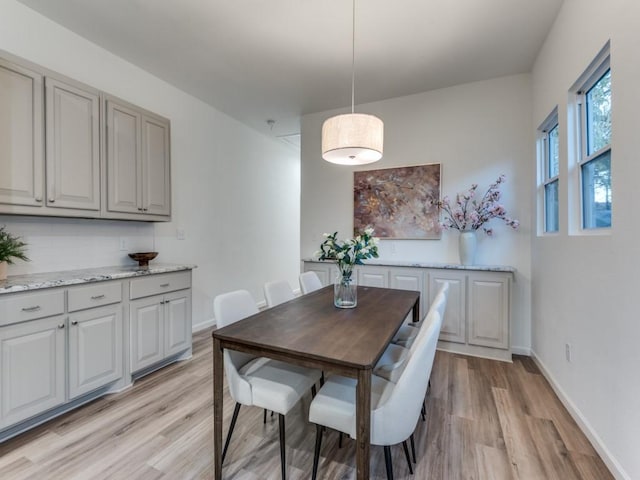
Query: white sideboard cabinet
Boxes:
[{"xmin": 303, "ymin": 260, "xmax": 513, "ymax": 361}]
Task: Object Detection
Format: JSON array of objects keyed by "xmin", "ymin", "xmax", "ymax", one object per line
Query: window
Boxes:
[
  {"xmin": 576, "ymin": 50, "xmax": 611, "ymax": 229},
  {"xmin": 539, "ymin": 110, "xmax": 559, "ymax": 233}
]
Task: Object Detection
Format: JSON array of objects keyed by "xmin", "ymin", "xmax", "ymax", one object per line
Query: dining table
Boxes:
[{"xmin": 212, "ymin": 284, "xmax": 420, "ymax": 480}]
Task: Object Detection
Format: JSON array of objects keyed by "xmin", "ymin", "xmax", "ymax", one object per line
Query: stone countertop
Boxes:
[
  {"xmin": 0, "ymin": 263, "xmax": 197, "ymax": 295},
  {"xmin": 302, "ymin": 258, "xmax": 516, "ymax": 273}
]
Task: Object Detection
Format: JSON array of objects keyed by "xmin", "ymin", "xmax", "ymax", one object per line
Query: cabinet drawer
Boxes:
[
  {"xmin": 0, "ymin": 290, "xmax": 65, "ymax": 326},
  {"xmin": 68, "ymin": 282, "xmax": 122, "ymax": 312},
  {"xmin": 130, "ymin": 271, "xmax": 191, "ymax": 300}
]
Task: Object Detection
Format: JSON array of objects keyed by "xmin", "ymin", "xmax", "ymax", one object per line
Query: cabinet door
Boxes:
[
  {"xmin": 68, "ymin": 304, "xmax": 123, "ymax": 400},
  {"xmin": 357, "ymin": 266, "xmax": 388, "ymax": 288},
  {"xmin": 429, "ymin": 271, "xmax": 466, "ymax": 344},
  {"xmin": 130, "ymin": 295, "xmax": 164, "ymax": 372},
  {"xmin": 468, "ymin": 273, "xmax": 509, "ymax": 350},
  {"xmin": 141, "ymin": 114, "xmax": 171, "ymax": 216},
  {"xmin": 389, "ymin": 268, "xmax": 424, "ymax": 321},
  {"xmin": 106, "ymin": 100, "xmax": 142, "ymax": 214},
  {"xmin": 45, "ymin": 77, "xmax": 100, "ymax": 211},
  {"xmin": 164, "ymin": 290, "xmax": 191, "ymax": 357},
  {"xmin": 0, "ymin": 58, "xmax": 44, "ymax": 207},
  {"xmin": 0, "ymin": 316, "xmax": 66, "ymax": 428}
]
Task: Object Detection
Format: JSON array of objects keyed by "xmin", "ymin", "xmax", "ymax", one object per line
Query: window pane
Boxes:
[
  {"xmin": 544, "ymin": 180, "xmax": 559, "ymax": 232},
  {"xmin": 548, "ymin": 124, "xmax": 559, "ymax": 178},
  {"xmin": 582, "ymin": 150, "xmax": 611, "ymax": 228},
  {"xmin": 586, "ymin": 69, "xmax": 611, "ymax": 155}
]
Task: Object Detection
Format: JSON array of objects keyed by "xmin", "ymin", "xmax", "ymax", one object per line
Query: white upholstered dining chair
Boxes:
[
  {"xmin": 308, "ymin": 307, "xmax": 444, "ymax": 480},
  {"xmin": 264, "ymin": 280, "xmax": 295, "ymax": 307},
  {"xmin": 299, "ymin": 271, "xmax": 323, "ymax": 294},
  {"xmin": 213, "ymin": 289, "xmax": 322, "ymax": 480}
]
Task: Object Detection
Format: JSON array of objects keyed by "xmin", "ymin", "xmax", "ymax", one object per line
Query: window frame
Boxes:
[
  {"xmin": 538, "ymin": 109, "xmax": 559, "ymax": 234},
  {"xmin": 569, "ymin": 42, "xmax": 611, "ymax": 234}
]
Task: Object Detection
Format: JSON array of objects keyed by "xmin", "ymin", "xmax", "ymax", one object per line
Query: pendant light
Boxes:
[{"xmin": 321, "ymin": 0, "xmax": 383, "ymax": 165}]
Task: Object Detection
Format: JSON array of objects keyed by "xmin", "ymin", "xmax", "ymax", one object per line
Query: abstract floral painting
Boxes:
[{"xmin": 353, "ymin": 163, "xmax": 441, "ymax": 239}]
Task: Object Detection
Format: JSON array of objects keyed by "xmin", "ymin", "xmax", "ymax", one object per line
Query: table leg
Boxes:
[
  {"xmin": 355, "ymin": 368, "xmax": 371, "ymax": 480},
  {"xmin": 213, "ymin": 337, "xmax": 223, "ymax": 480},
  {"xmin": 412, "ymin": 297, "xmax": 420, "ymax": 323}
]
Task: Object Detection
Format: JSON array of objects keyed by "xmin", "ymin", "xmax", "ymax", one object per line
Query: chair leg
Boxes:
[
  {"xmin": 384, "ymin": 445, "xmax": 394, "ymax": 480},
  {"xmin": 410, "ymin": 434, "xmax": 416, "ymax": 463},
  {"xmin": 402, "ymin": 441, "xmax": 414, "ymax": 475},
  {"xmin": 222, "ymin": 402, "xmax": 241, "ymax": 464},
  {"xmin": 421, "ymin": 400, "xmax": 426, "ymax": 422},
  {"xmin": 320, "ymin": 371, "xmax": 325, "ymax": 386},
  {"xmin": 278, "ymin": 413, "xmax": 286, "ymax": 480},
  {"xmin": 311, "ymin": 384, "xmax": 317, "ymax": 397},
  {"xmin": 312, "ymin": 424, "xmax": 323, "ymax": 480},
  {"xmin": 339, "ymin": 431, "xmax": 343, "ymax": 448},
  {"xmin": 263, "ymin": 408, "xmax": 267, "ymax": 424}
]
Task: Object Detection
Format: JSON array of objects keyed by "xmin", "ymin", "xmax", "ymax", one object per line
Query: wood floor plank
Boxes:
[
  {"xmin": 493, "ymin": 387, "xmax": 548, "ymax": 479},
  {"xmin": 0, "ymin": 330, "xmax": 614, "ymax": 480}
]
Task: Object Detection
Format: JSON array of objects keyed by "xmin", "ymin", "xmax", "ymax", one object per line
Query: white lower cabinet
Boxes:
[
  {"xmin": 0, "ymin": 315, "xmax": 66, "ymax": 428},
  {"xmin": 130, "ymin": 288, "xmax": 191, "ymax": 373},
  {"xmin": 68, "ymin": 304, "xmax": 123, "ymax": 400},
  {"xmin": 429, "ymin": 270, "xmax": 466, "ymax": 344},
  {"xmin": 303, "ymin": 260, "xmax": 512, "ymax": 361},
  {"xmin": 0, "ymin": 268, "xmax": 193, "ymax": 439}
]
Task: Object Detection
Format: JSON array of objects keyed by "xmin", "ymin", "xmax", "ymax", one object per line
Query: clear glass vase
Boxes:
[{"xmin": 334, "ymin": 270, "xmax": 357, "ymax": 308}]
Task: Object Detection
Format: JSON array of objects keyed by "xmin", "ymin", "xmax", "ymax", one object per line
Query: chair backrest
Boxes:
[
  {"xmin": 370, "ymin": 309, "xmax": 443, "ymax": 446},
  {"xmin": 299, "ymin": 271, "xmax": 323, "ymax": 294},
  {"xmin": 264, "ymin": 280, "xmax": 295, "ymax": 307},
  {"xmin": 407, "ymin": 281, "xmax": 449, "ymax": 356},
  {"xmin": 213, "ymin": 289, "xmax": 259, "ymax": 404}
]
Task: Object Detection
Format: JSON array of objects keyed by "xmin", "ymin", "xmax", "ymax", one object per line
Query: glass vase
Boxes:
[{"xmin": 334, "ymin": 270, "xmax": 357, "ymax": 308}]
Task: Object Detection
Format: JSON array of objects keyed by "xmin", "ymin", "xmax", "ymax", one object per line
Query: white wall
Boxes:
[
  {"xmin": 531, "ymin": 1, "xmax": 639, "ymax": 479},
  {"xmin": 301, "ymin": 74, "xmax": 533, "ymax": 352},
  {"xmin": 0, "ymin": 0, "xmax": 301, "ymax": 329}
]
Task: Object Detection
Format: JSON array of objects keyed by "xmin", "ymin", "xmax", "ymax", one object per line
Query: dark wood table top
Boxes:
[{"xmin": 213, "ymin": 285, "xmax": 420, "ymax": 370}]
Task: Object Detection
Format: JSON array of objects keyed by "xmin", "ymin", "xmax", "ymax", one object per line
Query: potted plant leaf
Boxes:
[{"xmin": 0, "ymin": 226, "xmax": 29, "ymax": 280}]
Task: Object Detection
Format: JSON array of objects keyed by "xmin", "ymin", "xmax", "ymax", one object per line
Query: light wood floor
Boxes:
[{"xmin": 0, "ymin": 329, "xmax": 613, "ymax": 479}]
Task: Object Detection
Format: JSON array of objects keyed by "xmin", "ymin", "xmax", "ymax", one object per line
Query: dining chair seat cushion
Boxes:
[
  {"xmin": 391, "ymin": 324, "xmax": 419, "ymax": 348},
  {"xmin": 373, "ymin": 343, "xmax": 409, "ymax": 383},
  {"xmin": 308, "ymin": 374, "xmax": 393, "ymax": 441},
  {"xmin": 239, "ymin": 357, "xmax": 322, "ymax": 415}
]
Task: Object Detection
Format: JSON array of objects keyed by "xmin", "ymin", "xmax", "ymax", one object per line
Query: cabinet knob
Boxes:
[
  {"xmin": 58, "ymin": 323, "xmax": 65, "ymax": 329},
  {"xmin": 71, "ymin": 321, "xmax": 78, "ymax": 326},
  {"xmin": 49, "ymin": 198, "xmax": 55, "ymax": 203},
  {"xmin": 143, "ymin": 208, "xmax": 148, "ymax": 212},
  {"xmin": 91, "ymin": 294, "xmax": 106, "ymax": 300},
  {"xmin": 138, "ymin": 207, "xmax": 143, "ymax": 211},
  {"xmin": 35, "ymin": 197, "xmax": 43, "ymax": 202},
  {"xmin": 160, "ymin": 283, "xmax": 170, "ymax": 288}
]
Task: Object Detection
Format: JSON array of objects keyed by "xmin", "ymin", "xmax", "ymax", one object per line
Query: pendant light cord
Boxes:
[{"xmin": 351, "ymin": 0, "xmax": 355, "ymax": 114}]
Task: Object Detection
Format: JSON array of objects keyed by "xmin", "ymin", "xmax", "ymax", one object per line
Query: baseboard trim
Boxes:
[
  {"xmin": 530, "ymin": 349, "xmax": 630, "ymax": 480},
  {"xmin": 511, "ymin": 345, "xmax": 531, "ymax": 356},
  {"xmin": 193, "ymin": 318, "xmax": 215, "ymax": 332}
]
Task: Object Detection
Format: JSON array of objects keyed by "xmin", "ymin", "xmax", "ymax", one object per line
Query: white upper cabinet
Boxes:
[
  {"xmin": 142, "ymin": 115, "xmax": 171, "ymax": 216},
  {"xmin": 45, "ymin": 77, "xmax": 100, "ymax": 211},
  {"xmin": 0, "ymin": 51, "xmax": 171, "ymax": 221},
  {"xmin": 0, "ymin": 58, "xmax": 44, "ymax": 208},
  {"xmin": 105, "ymin": 96, "xmax": 171, "ymax": 219},
  {"xmin": 106, "ymin": 100, "xmax": 142, "ymax": 215}
]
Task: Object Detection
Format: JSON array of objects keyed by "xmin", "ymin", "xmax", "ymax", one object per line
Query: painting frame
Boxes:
[{"xmin": 353, "ymin": 163, "xmax": 441, "ymax": 240}]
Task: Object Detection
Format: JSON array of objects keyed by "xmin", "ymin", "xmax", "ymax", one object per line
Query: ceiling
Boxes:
[{"xmin": 18, "ymin": 0, "xmax": 563, "ymax": 140}]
